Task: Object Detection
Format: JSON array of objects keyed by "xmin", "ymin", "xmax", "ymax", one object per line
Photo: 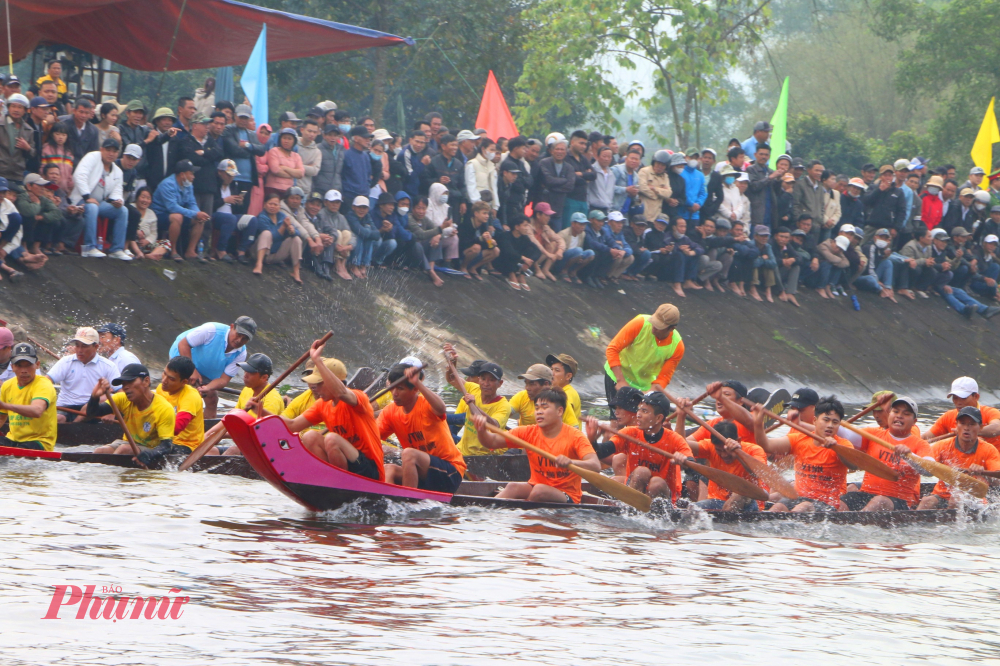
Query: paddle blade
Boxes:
[
  {"xmin": 747, "ymin": 387, "xmax": 770, "ymax": 405},
  {"xmin": 833, "ymin": 444, "xmax": 899, "ymax": 482},
  {"xmin": 570, "ymin": 463, "xmax": 652, "ymax": 512},
  {"xmin": 685, "ymin": 459, "xmax": 769, "ymax": 502},
  {"xmin": 763, "ymin": 389, "xmax": 791, "ymax": 424},
  {"xmin": 736, "ymin": 449, "xmax": 798, "ymax": 499},
  {"xmin": 911, "ymin": 455, "xmax": 989, "ymax": 499}
]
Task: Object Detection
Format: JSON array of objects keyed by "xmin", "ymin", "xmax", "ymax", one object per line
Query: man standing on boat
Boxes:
[
  {"xmin": 378, "ymin": 364, "xmax": 467, "ymax": 493},
  {"xmin": 917, "ymin": 407, "xmax": 1000, "ymax": 510},
  {"xmin": 169, "ymin": 316, "xmax": 256, "ymax": 419},
  {"xmin": 0, "ymin": 343, "xmax": 57, "ymax": 451},
  {"xmin": 472, "ymin": 387, "xmax": 598, "ymax": 504},
  {"xmin": 604, "ymin": 303, "xmax": 684, "ymax": 406},
  {"xmin": 277, "ymin": 344, "xmax": 384, "ymax": 481}
]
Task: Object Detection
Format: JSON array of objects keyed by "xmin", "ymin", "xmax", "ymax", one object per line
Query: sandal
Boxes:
[
  {"xmin": 521, "ymin": 281, "xmax": 531, "ymax": 292},
  {"xmin": 508, "ymin": 280, "xmax": 521, "ymax": 291}
]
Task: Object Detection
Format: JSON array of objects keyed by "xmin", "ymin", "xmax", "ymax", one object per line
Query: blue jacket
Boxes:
[
  {"xmin": 584, "ymin": 224, "xmax": 612, "ymax": 254},
  {"xmin": 606, "ymin": 227, "xmax": 633, "ymax": 256},
  {"xmin": 610, "ymin": 163, "xmax": 639, "ymax": 213},
  {"xmin": 681, "ymin": 166, "xmax": 707, "ymax": 220},
  {"xmin": 151, "ymin": 174, "xmax": 199, "ymax": 218},
  {"xmin": 341, "ymin": 146, "xmax": 372, "ymax": 198},
  {"xmin": 391, "ymin": 191, "xmax": 413, "ymax": 241},
  {"xmin": 346, "ymin": 208, "xmax": 381, "ymax": 242},
  {"xmin": 396, "ymin": 145, "xmax": 429, "ymax": 199},
  {"xmin": 242, "ymin": 210, "xmax": 297, "ymax": 254}
]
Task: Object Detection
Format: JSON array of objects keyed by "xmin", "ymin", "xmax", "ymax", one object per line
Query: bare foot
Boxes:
[
  {"xmin": 899, "ymin": 289, "xmax": 915, "ymax": 300},
  {"xmin": 730, "ymin": 283, "xmax": 744, "ymax": 297},
  {"xmin": 787, "ymin": 294, "xmax": 800, "ymax": 307},
  {"xmin": 684, "ymin": 280, "xmax": 703, "ymax": 290},
  {"xmin": 816, "ymin": 288, "xmax": 828, "ymax": 300},
  {"xmin": 430, "ymin": 271, "xmax": 444, "ymax": 287},
  {"xmin": 749, "ymin": 286, "xmax": 763, "ymax": 302},
  {"xmin": 704, "ymin": 281, "xmax": 715, "ymax": 292},
  {"xmin": 671, "ymin": 283, "xmax": 686, "ymax": 298}
]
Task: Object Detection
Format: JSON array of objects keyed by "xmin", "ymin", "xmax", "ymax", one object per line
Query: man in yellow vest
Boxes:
[{"xmin": 604, "ymin": 303, "xmax": 684, "ymax": 406}]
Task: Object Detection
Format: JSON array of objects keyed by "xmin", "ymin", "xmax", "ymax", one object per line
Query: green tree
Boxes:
[
  {"xmin": 872, "ymin": 0, "xmax": 1000, "ymax": 168},
  {"xmin": 786, "ymin": 111, "xmax": 870, "ymax": 174},
  {"xmin": 513, "ymin": 0, "xmax": 773, "ymax": 148}
]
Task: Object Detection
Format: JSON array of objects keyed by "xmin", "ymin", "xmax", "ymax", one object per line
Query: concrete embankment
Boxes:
[{"xmin": 2, "ymin": 258, "xmax": 998, "ymax": 403}]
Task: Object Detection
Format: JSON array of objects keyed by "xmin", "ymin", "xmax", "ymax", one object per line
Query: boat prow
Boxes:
[{"xmin": 223, "ymin": 413, "xmax": 454, "ymax": 512}]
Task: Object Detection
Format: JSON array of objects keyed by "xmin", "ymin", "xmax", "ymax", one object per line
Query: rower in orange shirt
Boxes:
[
  {"xmin": 604, "ymin": 303, "xmax": 684, "ymax": 407},
  {"xmin": 680, "ymin": 380, "xmax": 757, "ymax": 446},
  {"xmin": 753, "ymin": 395, "xmax": 850, "ymax": 513},
  {"xmin": 472, "ymin": 387, "xmax": 598, "ymax": 504},
  {"xmin": 590, "ymin": 392, "xmax": 692, "ymax": 502},
  {"xmin": 923, "ymin": 377, "xmax": 1000, "ymax": 448},
  {"xmin": 840, "ymin": 396, "xmax": 932, "ymax": 511},
  {"xmin": 917, "ymin": 406, "xmax": 1000, "ymax": 510},
  {"xmin": 676, "ymin": 420, "xmax": 767, "ymax": 512},
  {"xmin": 275, "ymin": 340, "xmax": 383, "ymax": 481},
  {"xmin": 377, "ymin": 363, "xmax": 466, "ymax": 493},
  {"xmin": 585, "ymin": 386, "xmax": 643, "ymax": 473}
]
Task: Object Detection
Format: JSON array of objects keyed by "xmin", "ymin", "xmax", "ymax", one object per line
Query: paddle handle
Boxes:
[
  {"xmin": 369, "ymin": 365, "xmax": 424, "ymax": 405},
  {"xmin": 661, "ymin": 389, "xmax": 729, "ymax": 442},
  {"xmin": 925, "ymin": 431, "xmax": 955, "ymax": 444},
  {"xmin": 666, "ymin": 391, "xmax": 709, "ymax": 423},
  {"xmin": 596, "ymin": 423, "xmax": 678, "ymax": 466},
  {"xmin": 255, "ymin": 332, "xmax": 333, "ymax": 407},
  {"xmin": 738, "ymin": 396, "xmax": 826, "ymax": 445},
  {"xmin": 27, "ymin": 335, "xmax": 61, "ymax": 361},
  {"xmin": 847, "ymin": 396, "xmax": 892, "ymax": 424},
  {"xmin": 177, "ymin": 421, "xmax": 227, "ymax": 472},
  {"xmin": 104, "ymin": 389, "xmax": 147, "ymax": 469},
  {"xmin": 57, "ymin": 406, "xmax": 88, "ymax": 417},
  {"xmin": 486, "ymin": 423, "xmax": 588, "ymax": 476}
]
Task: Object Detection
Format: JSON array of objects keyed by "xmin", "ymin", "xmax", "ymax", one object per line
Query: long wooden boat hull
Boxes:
[
  {"xmin": 53, "ymin": 419, "xmax": 222, "ymax": 447},
  {"xmin": 221, "ymin": 414, "xmax": 970, "ymax": 525}
]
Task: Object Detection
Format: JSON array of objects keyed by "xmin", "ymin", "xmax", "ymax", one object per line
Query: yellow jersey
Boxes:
[
  {"xmin": 509, "ymin": 387, "xmax": 581, "ymax": 428},
  {"xmin": 456, "ymin": 381, "xmax": 511, "ymax": 456},
  {"xmin": 236, "ymin": 386, "xmax": 285, "ymax": 419},
  {"xmin": 155, "ymin": 383, "xmax": 204, "ymax": 452},
  {"xmin": 112, "ymin": 391, "xmax": 175, "ymax": 449},
  {"xmin": 1, "ymin": 375, "xmax": 57, "ymax": 451},
  {"xmin": 283, "ymin": 389, "xmax": 324, "ymax": 430},
  {"xmin": 561, "ymin": 383, "xmax": 582, "ymax": 428}
]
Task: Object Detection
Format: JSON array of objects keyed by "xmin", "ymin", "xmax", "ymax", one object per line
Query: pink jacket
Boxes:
[{"xmin": 264, "ymin": 147, "xmax": 304, "ymax": 191}]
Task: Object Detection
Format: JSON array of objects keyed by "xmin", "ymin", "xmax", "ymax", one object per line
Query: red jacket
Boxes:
[{"xmin": 921, "ymin": 192, "xmax": 943, "ymax": 229}]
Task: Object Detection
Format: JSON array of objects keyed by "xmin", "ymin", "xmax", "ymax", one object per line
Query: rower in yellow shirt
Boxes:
[
  {"xmin": 546, "ymin": 353, "xmax": 581, "ymax": 427},
  {"xmin": 90, "ymin": 364, "xmax": 178, "ymax": 465},
  {"xmin": 234, "ymin": 354, "xmax": 285, "ymax": 417},
  {"xmin": 155, "ymin": 356, "xmax": 205, "ymax": 452},
  {"xmin": 444, "ymin": 348, "xmax": 511, "ymax": 456},
  {"xmin": 0, "ymin": 343, "xmax": 57, "ymax": 451},
  {"xmin": 509, "ymin": 364, "xmax": 554, "ymax": 426}
]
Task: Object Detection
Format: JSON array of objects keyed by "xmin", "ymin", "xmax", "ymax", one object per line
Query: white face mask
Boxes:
[
  {"xmin": 485, "ymin": 151, "xmax": 496, "ymax": 161},
  {"xmin": 687, "ymin": 159, "xmax": 698, "ymax": 169},
  {"xmin": 398, "ymin": 207, "xmax": 409, "ymax": 216},
  {"xmin": 440, "ymin": 194, "xmax": 449, "ymax": 204},
  {"xmin": 927, "ymin": 186, "xmax": 940, "ymax": 195},
  {"xmin": 875, "ymin": 239, "xmax": 889, "ymax": 249},
  {"xmin": 975, "ymin": 203, "xmax": 986, "ymax": 211},
  {"xmin": 673, "ymin": 166, "xmax": 685, "ymax": 174}
]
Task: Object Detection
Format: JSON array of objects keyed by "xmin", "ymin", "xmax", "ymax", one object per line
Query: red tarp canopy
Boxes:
[{"xmin": 4, "ymin": 0, "xmax": 411, "ymax": 71}]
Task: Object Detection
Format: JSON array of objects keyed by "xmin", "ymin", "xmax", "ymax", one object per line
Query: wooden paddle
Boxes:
[
  {"xmin": 485, "ymin": 424, "xmax": 651, "ymax": 512},
  {"xmin": 179, "ymin": 332, "xmax": 334, "ymax": 472},
  {"xmin": 665, "ymin": 391, "xmax": 708, "ymax": 423},
  {"xmin": 660, "ymin": 389, "xmax": 799, "ymax": 499},
  {"xmin": 103, "ymin": 388, "xmax": 147, "ymax": 470},
  {"xmin": 734, "ymin": 396, "xmax": 900, "ymax": 482},
  {"xmin": 847, "ymin": 393, "xmax": 895, "ymax": 424},
  {"xmin": 57, "ymin": 406, "xmax": 88, "ymax": 417},
  {"xmin": 596, "ymin": 423, "xmax": 768, "ymax": 502},
  {"xmin": 368, "ymin": 364, "xmax": 425, "ymax": 405},
  {"xmin": 838, "ymin": 421, "xmax": 988, "ymax": 499},
  {"xmin": 959, "ymin": 468, "xmax": 1000, "ymax": 479},
  {"xmin": 26, "ymin": 335, "xmax": 61, "ymax": 361},
  {"xmin": 925, "ymin": 431, "xmax": 955, "ymax": 444},
  {"xmin": 441, "ymin": 349, "xmax": 490, "ymax": 420}
]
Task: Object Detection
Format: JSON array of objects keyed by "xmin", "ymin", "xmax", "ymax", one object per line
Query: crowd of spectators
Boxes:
[{"xmin": 2, "ymin": 65, "xmax": 1000, "ymax": 320}]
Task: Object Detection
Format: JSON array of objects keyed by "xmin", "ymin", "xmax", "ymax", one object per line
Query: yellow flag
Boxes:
[{"xmin": 971, "ymin": 97, "xmax": 999, "ymax": 189}]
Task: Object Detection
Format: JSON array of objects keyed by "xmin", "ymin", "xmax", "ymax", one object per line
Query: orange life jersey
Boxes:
[
  {"xmin": 689, "ymin": 416, "xmax": 756, "ymax": 445},
  {"xmin": 929, "ymin": 405, "xmax": 1000, "ymax": 447},
  {"xmin": 858, "ymin": 427, "xmax": 931, "ymax": 507},
  {"xmin": 695, "ymin": 439, "xmax": 768, "ymax": 505},
  {"xmin": 509, "ymin": 424, "xmax": 596, "ymax": 503},
  {"xmin": 930, "ymin": 437, "xmax": 1000, "ymax": 500},
  {"xmin": 787, "ymin": 431, "xmax": 849, "ymax": 507},
  {"xmin": 377, "ymin": 394, "xmax": 467, "ymax": 477},
  {"xmin": 302, "ymin": 389, "xmax": 384, "ymax": 481},
  {"xmin": 612, "ymin": 426, "xmax": 692, "ymax": 502}
]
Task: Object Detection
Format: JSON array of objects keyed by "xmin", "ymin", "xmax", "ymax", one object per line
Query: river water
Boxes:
[{"xmin": 2, "ymin": 401, "xmax": 999, "ymax": 665}]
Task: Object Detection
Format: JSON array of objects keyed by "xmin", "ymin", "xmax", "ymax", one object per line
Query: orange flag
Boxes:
[{"xmin": 475, "ymin": 70, "xmax": 519, "ymax": 141}]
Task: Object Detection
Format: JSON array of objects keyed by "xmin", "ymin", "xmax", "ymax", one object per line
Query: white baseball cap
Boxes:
[
  {"xmin": 839, "ymin": 224, "xmax": 856, "ymax": 235},
  {"xmin": 607, "ymin": 211, "xmax": 625, "ymax": 222},
  {"xmin": 834, "ymin": 235, "xmax": 850, "ymax": 251},
  {"xmin": 398, "ymin": 355, "xmax": 423, "ymax": 368},
  {"xmin": 123, "ymin": 144, "xmax": 143, "ymax": 159},
  {"xmin": 352, "ymin": 195, "xmax": 370, "ymax": 207},
  {"xmin": 324, "ymin": 190, "xmax": 342, "ymax": 202},
  {"xmin": 948, "ymin": 376, "xmax": 979, "ymax": 399},
  {"xmin": 985, "ymin": 234, "xmax": 999, "ymax": 244}
]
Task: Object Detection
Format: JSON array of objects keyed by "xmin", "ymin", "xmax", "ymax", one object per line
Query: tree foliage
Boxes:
[
  {"xmin": 514, "ymin": 0, "xmax": 772, "ymax": 148},
  {"xmin": 872, "ymin": 0, "xmax": 1000, "ymax": 167}
]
